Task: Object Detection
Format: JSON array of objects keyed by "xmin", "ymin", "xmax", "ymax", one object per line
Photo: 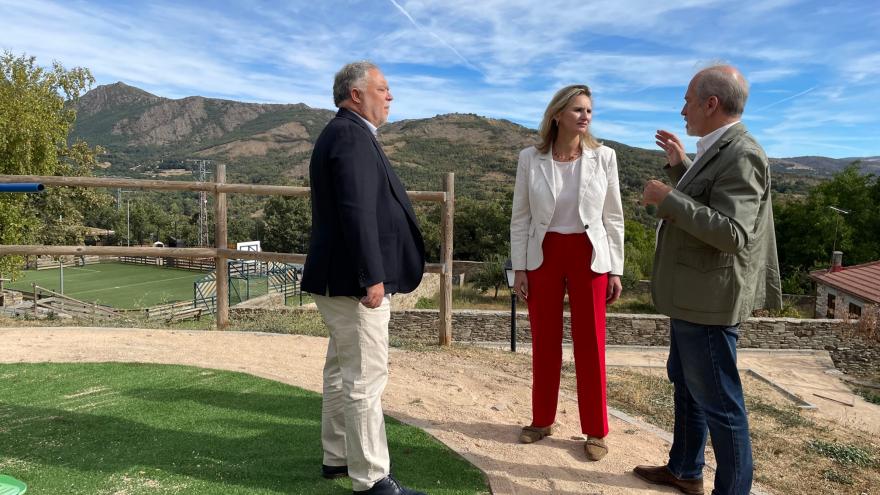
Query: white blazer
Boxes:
[{"xmin": 510, "ymin": 145, "xmax": 624, "ymax": 274}]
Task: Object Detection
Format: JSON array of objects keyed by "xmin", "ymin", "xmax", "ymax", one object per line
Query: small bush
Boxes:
[
  {"xmin": 807, "ymin": 439, "xmax": 876, "ymax": 467},
  {"xmin": 415, "ymin": 297, "xmax": 436, "ymax": 309},
  {"xmin": 823, "ymin": 469, "xmax": 854, "ymax": 485},
  {"xmin": 748, "ymin": 399, "xmax": 813, "ymax": 428},
  {"xmin": 855, "ymin": 387, "xmax": 880, "ymax": 405}
]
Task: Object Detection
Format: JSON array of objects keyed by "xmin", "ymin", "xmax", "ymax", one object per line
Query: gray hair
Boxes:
[
  {"xmin": 333, "ymin": 61, "xmax": 379, "ymax": 107},
  {"xmin": 694, "ymin": 64, "xmax": 750, "ymax": 116}
]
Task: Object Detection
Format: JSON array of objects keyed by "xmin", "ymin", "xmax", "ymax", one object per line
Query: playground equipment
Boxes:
[{"xmin": 0, "ymin": 473, "xmax": 27, "ymax": 493}]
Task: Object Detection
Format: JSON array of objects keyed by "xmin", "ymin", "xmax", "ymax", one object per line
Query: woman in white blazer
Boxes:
[{"xmin": 510, "ymin": 84, "xmax": 624, "ymax": 461}]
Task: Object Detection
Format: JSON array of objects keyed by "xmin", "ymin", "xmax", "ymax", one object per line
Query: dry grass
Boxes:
[
  {"xmin": 446, "ymin": 347, "xmax": 880, "ymax": 494},
  {"xmin": 584, "ymin": 366, "xmax": 880, "ymax": 494}
]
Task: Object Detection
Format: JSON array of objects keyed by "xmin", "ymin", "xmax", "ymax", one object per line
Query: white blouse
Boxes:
[{"xmin": 548, "ymin": 157, "xmax": 584, "ymax": 234}]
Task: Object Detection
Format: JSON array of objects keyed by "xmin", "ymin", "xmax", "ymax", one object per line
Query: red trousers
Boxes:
[{"xmin": 526, "ymin": 232, "xmax": 609, "ymax": 438}]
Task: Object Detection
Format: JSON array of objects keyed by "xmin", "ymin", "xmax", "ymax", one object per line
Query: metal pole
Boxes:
[
  {"xmin": 59, "ymin": 258, "xmax": 64, "ymax": 295},
  {"xmin": 510, "ymin": 293, "xmax": 517, "ymax": 352},
  {"xmin": 126, "ymin": 199, "xmax": 131, "ymax": 247}
]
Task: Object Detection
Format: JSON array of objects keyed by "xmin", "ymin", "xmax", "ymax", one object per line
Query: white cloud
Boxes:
[{"xmin": 1, "ymin": 0, "xmax": 878, "ymax": 157}]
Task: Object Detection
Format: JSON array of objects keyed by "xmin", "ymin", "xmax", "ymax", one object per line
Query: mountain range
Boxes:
[{"xmin": 70, "ymin": 82, "xmax": 874, "ymax": 200}]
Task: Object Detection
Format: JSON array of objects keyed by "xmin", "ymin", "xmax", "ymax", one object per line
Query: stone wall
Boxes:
[
  {"xmin": 388, "ymin": 310, "xmax": 880, "ymax": 376},
  {"xmin": 390, "ymin": 273, "xmax": 440, "ymax": 311}
]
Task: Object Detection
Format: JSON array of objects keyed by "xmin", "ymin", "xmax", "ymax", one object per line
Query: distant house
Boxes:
[
  {"xmin": 810, "ymin": 251, "xmax": 880, "ymax": 319},
  {"xmin": 83, "ymin": 227, "xmax": 115, "ymax": 246}
]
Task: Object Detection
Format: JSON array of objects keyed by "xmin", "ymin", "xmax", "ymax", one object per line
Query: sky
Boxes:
[{"xmin": 2, "ymin": 0, "xmax": 879, "ymax": 159}]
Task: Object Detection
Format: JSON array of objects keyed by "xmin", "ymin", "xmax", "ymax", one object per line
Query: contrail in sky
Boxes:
[
  {"xmin": 754, "ymin": 86, "xmax": 817, "ymax": 112},
  {"xmin": 388, "ymin": 0, "xmax": 485, "ymax": 75}
]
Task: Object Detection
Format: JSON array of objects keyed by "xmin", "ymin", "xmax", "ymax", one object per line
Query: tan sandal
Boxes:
[
  {"xmin": 584, "ymin": 436, "xmax": 608, "ymax": 461},
  {"xmin": 519, "ymin": 425, "xmax": 553, "ymax": 444}
]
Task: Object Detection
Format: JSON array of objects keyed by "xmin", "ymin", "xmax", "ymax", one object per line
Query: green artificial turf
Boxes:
[
  {"xmin": 6, "ymin": 263, "xmax": 206, "ymax": 309},
  {"xmin": 0, "ymin": 363, "xmax": 488, "ymax": 494}
]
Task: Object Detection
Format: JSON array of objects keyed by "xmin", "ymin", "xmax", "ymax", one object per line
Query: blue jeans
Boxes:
[{"xmin": 666, "ymin": 319, "xmax": 753, "ymax": 495}]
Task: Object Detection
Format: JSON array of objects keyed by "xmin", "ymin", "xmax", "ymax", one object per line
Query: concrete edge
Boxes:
[{"xmin": 745, "ymin": 369, "xmax": 817, "ymax": 409}]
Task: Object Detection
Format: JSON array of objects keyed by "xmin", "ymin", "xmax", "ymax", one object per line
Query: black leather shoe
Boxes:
[
  {"xmin": 321, "ymin": 464, "xmax": 348, "ymax": 479},
  {"xmin": 353, "ymin": 474, "xmax": 426, "ymax": 494}
]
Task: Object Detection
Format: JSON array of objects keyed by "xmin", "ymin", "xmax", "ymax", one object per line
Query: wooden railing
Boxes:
[{"xmin": 0, "ymin": 170, "xmax": 455, "ymax": 344}]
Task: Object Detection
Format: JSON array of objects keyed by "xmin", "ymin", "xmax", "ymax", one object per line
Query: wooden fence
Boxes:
[
  {"xmin": 23, "ymin": 284, "xmax": 119, "ymax": 319},
  {"xmin": 28, "ymin": 254, "xmax": 102, "ymax": 270},
  {"xmin": 0, "ymin": 170, "xmax": 455, "ymax": 344}
]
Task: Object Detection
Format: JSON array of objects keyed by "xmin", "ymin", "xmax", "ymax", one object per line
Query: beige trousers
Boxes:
[{"xmin": 315, "ymin": 294, "xmax": 391, "ymax": 491}]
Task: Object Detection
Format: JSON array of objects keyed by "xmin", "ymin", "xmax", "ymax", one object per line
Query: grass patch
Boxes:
[
  {"xmin": 415, "ymin": 285, "xmax": 513, "ymax": 311},
  {"xmin": 416, "ymin": 283, "xmax": 659, "ymax": 314},
  {"xmin": 6, "ymin": 262, "xmax": 206, "ymax": 309},
  {"xmin": 608, "ymin": 293, "xmax": 658, "ymax": 314},
  {"xmin": 854, "ymin": 387, "xmax": 880, "ymax": 405},
  {"xmin": 807, "ymin": 440, "xmax": 877, "ymax": 467},
  {"xmin": 823, "ymin": 469, "xmax": 854, "ymax": 485},
  {"xmin": 0, "ymin": 363, "xmax": 488, "ymax": 495},
  {"xmin": 748, "ymin": 399, "xmax": 814, "ymax": 428},
  {"xmin": 587, "ymin": 367, "xmax": 675, "ymax": 430}
]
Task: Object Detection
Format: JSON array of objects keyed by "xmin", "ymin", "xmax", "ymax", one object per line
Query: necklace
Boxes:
[{"xmin": 552, "ymin": 146, "xmax": 580, "ymax": 162}]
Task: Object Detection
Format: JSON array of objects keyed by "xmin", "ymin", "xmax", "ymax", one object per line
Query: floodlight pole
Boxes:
[
  {"xmin": 59, "ymin": 215, "xmax": 64, "ymax": 295},
  {"xmin": 127, "ymin": 199, "xmax": 131, "ymax": 247}
]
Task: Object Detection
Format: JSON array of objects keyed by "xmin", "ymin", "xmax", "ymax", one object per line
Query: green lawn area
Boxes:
[
  {"xmin": 0, "ymin": 363, "xmax": 488, "ymax": 495},
  {"xmin": 6, "ymin": 263, "xmax": 207, "ymax": 309}
]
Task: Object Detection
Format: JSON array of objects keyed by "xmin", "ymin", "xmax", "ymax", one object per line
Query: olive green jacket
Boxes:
[{"xmin": 651, "ymin": 123, "xmax": 782, "ymax": 326}]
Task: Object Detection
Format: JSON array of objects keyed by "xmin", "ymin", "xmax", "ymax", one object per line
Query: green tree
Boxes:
[
  {"xmin": 0, "ymin": 52, "xmax": 102, "ymax": 275},
  {"xmin": 453, "ymin": 196, "xmax": 511, "ymax": 261},
  {"xmin": 262, "ymin": 196, "xmax": 311, "ymax": 253},
  {"xmin": 415, "ymin": 203, "xmax": 441, "ymax": 262},
  {"xmin": 622, "ymin": 219, "xmax": 655, "ymax": 289},
  {"xmin": 469, "ymin": 253, "xmax": 507, "ymax": 298},
  {"xmin": 775, "ymin": 164, "xmax": 880, "ymax": 292}
]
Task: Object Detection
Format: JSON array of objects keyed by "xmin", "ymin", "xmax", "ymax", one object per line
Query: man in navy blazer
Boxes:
[{"xmin": 301, "ymin": 61, "xmax": 425, "ymax": 495}]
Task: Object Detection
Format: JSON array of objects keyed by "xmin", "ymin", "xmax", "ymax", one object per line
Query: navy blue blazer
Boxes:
[{"xmin": 301, "ymin": 108, "xmax": 425, "ymax": 296}]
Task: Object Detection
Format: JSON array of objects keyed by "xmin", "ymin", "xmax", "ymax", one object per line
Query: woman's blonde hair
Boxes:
[{"xmin": 537, "ymin": 84, "xmax": 600, "ymax": 153}]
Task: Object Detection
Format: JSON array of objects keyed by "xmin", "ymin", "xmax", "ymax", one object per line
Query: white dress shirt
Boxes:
[
  {"xmin": 353, "ymin": 112, "xmax": 378, "ymax": 137},
  {"xmin": 677, "ymin": 120, "xmax": 740, "ymax": 186},
  {"xmin": 659, "ymin": 121, "xmax": 740, "ymax": 244}
]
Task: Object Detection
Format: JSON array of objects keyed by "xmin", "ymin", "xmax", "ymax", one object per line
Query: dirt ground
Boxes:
[{"xmin": 8, "ymin": 327, "xmax": 879, "ymax": 494}]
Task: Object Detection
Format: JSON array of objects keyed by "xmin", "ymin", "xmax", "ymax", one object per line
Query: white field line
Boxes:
[
  {"xmin": 72, "ymin": 273, "xmax": 199, "ymax": 296},
  {"xmin": 67, "ymin": 267, "xmax": 101, "ymax": 273},
  {"xmin": 63, "ymin": 386, "xmax": 109, "ymax": 399}
]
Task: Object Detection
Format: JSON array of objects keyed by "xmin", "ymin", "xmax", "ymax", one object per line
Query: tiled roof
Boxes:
[{"xmin": 810, "ymin": 260, "xmax": 880, "ymax": 304}]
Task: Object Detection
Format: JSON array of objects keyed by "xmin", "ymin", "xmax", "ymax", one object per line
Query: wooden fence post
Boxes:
[
  {"xmin": 439, "ymin": 173, "xmax": 454, "ymax": 345},
  {"xmin": 214, "ymin": 164, "xmax": 229, "ymax": 329}
]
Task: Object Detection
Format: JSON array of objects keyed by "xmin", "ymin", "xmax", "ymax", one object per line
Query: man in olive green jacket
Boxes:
[{"xmin": 633, "ymin": 65, "xmax": 782, "ymax": 495}]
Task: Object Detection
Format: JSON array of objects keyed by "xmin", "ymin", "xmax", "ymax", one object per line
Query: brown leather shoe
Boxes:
[
  {"xmin": 633, "ymin": 465, "xmax": 704, "ymax": 495},
  {"xmin": 519, "ymin": 425, "xmax": 553, "ymax": 444},
  {"xmin": 583, "ymin": 437, "xmax": 608, "ymax": 461}
]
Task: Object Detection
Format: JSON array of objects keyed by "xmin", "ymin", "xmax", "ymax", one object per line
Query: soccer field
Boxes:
[{"xmin": 7, "ymin": 262, "xmax": 208, "ymax": 309}]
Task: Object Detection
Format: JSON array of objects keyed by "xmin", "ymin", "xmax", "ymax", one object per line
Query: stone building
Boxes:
[{"xmin": 810, "ymin": 251, "xmax": 880, "ymax": 319}]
